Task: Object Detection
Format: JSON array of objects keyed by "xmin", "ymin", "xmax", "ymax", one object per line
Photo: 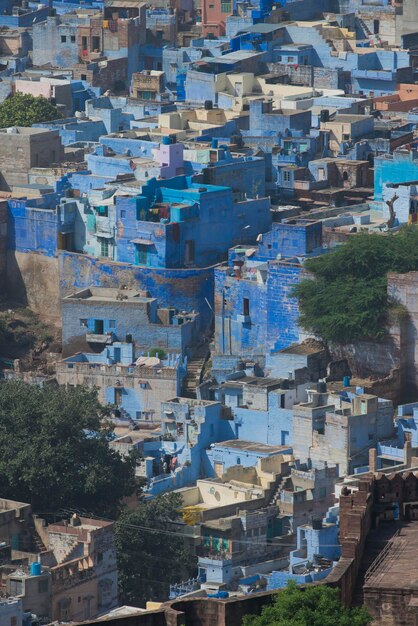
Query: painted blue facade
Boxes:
[
  {"xmin": 59, "ymin": 251, "xmax": 215, "ymax": 330},
  {"xmin": 114, "ymin": 176, "xmax": 271, "ymax": 269},
  {"xmin": 248, "ymin": 100, "xmax": 312, "ymax": 137},
  {"xmin": 61, "ymin": 286, "xmax": 199, "ymax": 356},
  {"xmin": 214, "ymin": 220, "xmax": 324, "ymax": 357},
  {"xmin": 265, "ymin": 508, "xmax": 341, "ymax": 590},
  {"xmin": 145, "ymin": 399, "xmax": 235, "ymax": 495},
  {"xmin": 206, "ymin": 440, "xmax": 291, "ymax": 475},
  {"xmin": 33, "ymin": 118, "xmax": 107, "ymax": 146},
  {"xmin": 7, "ymin": 194, "xmax": 74, "ymax": 257},
  {"xmin": 374, "ymin": 149, "xmax": 418, "ymax": 201}
]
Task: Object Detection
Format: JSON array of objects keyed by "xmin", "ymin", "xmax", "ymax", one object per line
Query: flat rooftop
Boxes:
[
  {"xmin": 364, "ymin": 521, "xmax": 418, "ymax": 591},
  {"xmin": 64, "ymin": 287, "xmax": 155, "ymax": 304},
  {"xmin": 212, "ymin": 440, "xmax": 290, "ymax": 455},
  {"xmin": 0, "ymin": 126, "xmax": 55, "ymax": 135}
]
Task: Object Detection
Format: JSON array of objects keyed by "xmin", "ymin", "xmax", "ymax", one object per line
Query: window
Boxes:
[
  {"xmin": 9, "ymin": 579, "xmax": 22, "ymax": 596},
  {"xmin": 140, "ymin": 382, "xmax": 148, "ymax": 389},
  {"xmin": 236, "ymin": 457, "xmax": 241, "ymax": 465},
  {"xmin": 71, "ymin": 35, "xmax": 76, "ymax": 43},
  {"xmin": 373, "ymin": 19, "xmax": 379, "ymax": 34},
  {"xmin": 319, "ymin": 487, "xmax": 326, "ymax": 498},
  {"xmin": 243, "ymin": 297, "xmax": 250, "ymax": 317},
  {"xmin": 67, "ymin": 364, "xmax": 74, "ymax": 369},
  {"xmin": 100, "ymin": 238, "xmax": 109, "ymax": 257},
  {"xmin": 120, "ymin": 209, "xmax": 126, "ymax": 218},
  {"xmin": 97, "ymin": 552, "xmax": 103, "ymax": 563},
  {"xmin": 11, "ymin": 618, "xmax": 17, "ymax": 626},
  {"xmin": 108, "ymin": 320, "xmax": 116, "ymax": 329},
  {"xmin": 92, "ymin": 36, "xmax": 100, "ymax": 51},
  {"xmin": 80, "ymin": 319, "xmax": 88, "ymax": 327},
  {"xmin": 221, "ymin": 1, "xmax": 231, "ymax": 11},
  {"xmin": 343, "ymin": 133, "xmax": 350, "ymax": 141},
  {"xmin": 82, "ymin": 36, "xmax": 87, "ymax": 49},
  {"xmin": 114, "ymin": 388, "xmax": 123, "ymax": 404},
  {"xmin": 81, "ymin": 74, "xmax": 87, "ymax": 81},
  {"xmin": 97, "ymin": 205, "xmax": 108, "ymax": 217},
  {"xmin": 209, "ymin": 3, "xmax": 214, "ymax": 7},
  {"xmin": 61, "ymin": 35, "xmax": 67, "ymax": 43},
  {"xmin": 287, "ymin": 56, "xmax": 295, "ymax": 63},
  {"xmin": 38, "ymin": 579, "xmax": 48, "ymax": 593},
  {"xmin": 368, "ymin": 433, "xmax": 374, "ymax": 441},
  {"xmin": 283, "ymin": 171, "xmax": 291, "ymax": 182}
]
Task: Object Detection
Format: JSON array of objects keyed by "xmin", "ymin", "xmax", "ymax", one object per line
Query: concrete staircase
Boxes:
[{"xmin": 182, "ymin": 344, "xmax": 210, "ymax": 398}]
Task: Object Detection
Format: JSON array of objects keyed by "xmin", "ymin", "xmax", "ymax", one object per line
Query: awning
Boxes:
[
  {"xmin": 131, "ymin": 238, "xmax": 154, "ymax": 245},
  {"xmin": 96, "ymin": 232, "xmax": 114, "ymax": 239}
]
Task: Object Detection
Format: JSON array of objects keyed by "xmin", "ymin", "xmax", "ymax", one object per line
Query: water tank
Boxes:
[
  {"xmin": 343, "ymin": 375, "xmax": 351, "ymax": 387},
  {"xmin": 211, "ymin": 138, "xmax": 218, "ymax": 149},
  {"xmin": 30, "ymin": 562, "xmax": 41, "ymax": 576},
  {"xmin": 318, "ymin": 381, "xmax": 327, "ymax": 393},
  {"xmin": 204, "ymin": 100, "xmax": 213, "ymax": 110},
  {"xmin": 162, "ymin": 136, "xmax": 171, "ymax": 145},
  {"xmin": 311, "ymin": 517, "xmax": 323, "ymax": 530}
]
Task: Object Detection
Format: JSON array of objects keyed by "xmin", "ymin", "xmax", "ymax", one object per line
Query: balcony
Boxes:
[{"xmin": 86, "ymin": 332, "xmax": 114, "ymax": 345}]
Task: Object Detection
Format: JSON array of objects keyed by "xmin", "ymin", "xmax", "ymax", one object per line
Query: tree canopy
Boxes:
[
  {"xmin": 115, "ymin": 493, "xmax": 196, "ymax": 607},
  {"xmin": 0, "ymin": 380, "xmax": 136, "ymax": 517},
  {"xmin": 243, "ymin": 582, "xmax": 371, "ymax": 626},
  {"xmin": 0, "ymin": 93, "xmax": 62, "ymax": 127},
  {"xmin": 293, "ymin": 227, "xmax": 418, "ymax": 344}
]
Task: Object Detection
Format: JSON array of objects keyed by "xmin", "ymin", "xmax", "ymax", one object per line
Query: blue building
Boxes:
[
  {"xmin": 61, "ymin": 286, "xmax": 199, "ymax": 357},
  {"xmin": 265, "ymin": 507, "xmax": 341, "ymax": 590},
  {"xmin": 114, "ymin": 176, "xmax": 271, "ymax": 269},
  {"xmin": 214, "ymin": 219, "xmax": 325, "ymax": 359},
  {"xmin": 374, "ymin": 148, "xmax": 418, "ymax": 202},
  {"xmin": 144, "ymin": 398, "xmax": 235, "ymax": 495},
  {"xmin": 248, "ymin": 100, "xmax": 312, "ymax": 137},
  {"xmin": 206, "ymin": 440, "xmax": 291, "ymax": 476}
]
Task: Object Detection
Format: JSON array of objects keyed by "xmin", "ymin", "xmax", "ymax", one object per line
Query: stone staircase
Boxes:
[
  {"xmin": 356, "ymin": 17, "xmax": 372, "ymax": 39},
  {"xmin": 60, "ymin": 540, "xmax": 83, "ymax": 565},
  {"xmin": 182, "ymin": 344, "xmax": 210, "ymax": 398},
  {"xmin": 268, "ymin": 475, "xmax": 290, "ymax": 507}
]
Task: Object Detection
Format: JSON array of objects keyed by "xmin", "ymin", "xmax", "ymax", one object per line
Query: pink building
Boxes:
[
  {"xmin": 201, "ymin": 0, "xmax": 232, "ymax": 37},
  {"xmin": 153, "ymin": 139, "xmax": 184, "ymax": 179}
]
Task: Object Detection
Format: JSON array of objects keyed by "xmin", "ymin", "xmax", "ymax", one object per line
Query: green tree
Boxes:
[
  {"xmin": 243, "ymin": 582, "xmax": 371, "ymax": 626},
  {"xmin": 0, "ymin": 380, "xmax": 135, "ymax": 517},
  {"xmin": 115, "ymin": 493, "xmax": 196, "ymax": 606},
  {"xmin": 293, "ymin": 227, "xmax": 418, "ymax": 344},
  {"xmin": 0, "ymin": 93, "xmax": 62, "ymax": 127}
]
